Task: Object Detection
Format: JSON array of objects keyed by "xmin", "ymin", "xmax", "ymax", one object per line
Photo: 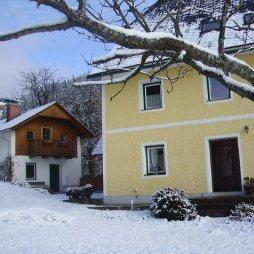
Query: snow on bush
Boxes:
[
  {"xmin": 9, "ymin": 180, "xmax": 49, "ymax": 194},
  {"xmin": 10, "ymin": 180, "xmax": 30, "ymax": 188},
  {"xmin": 230, "ymin": 203, "xmax": 254, "ymax": 222},
  {"xmin": 150, "ymin": 187, "xmax": 198, "ymax": 221},
  {"xmin": 65, "ymin": 184, "xmax": 93, "ymax": 200}
]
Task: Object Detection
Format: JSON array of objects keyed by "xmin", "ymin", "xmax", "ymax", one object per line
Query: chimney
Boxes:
[{"xmin": 6, "ymin": 103, "xmax": 22, "ymax": 121}]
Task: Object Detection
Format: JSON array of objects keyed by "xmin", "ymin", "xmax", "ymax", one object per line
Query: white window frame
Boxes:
[
  {"xmin": 138, "ymin": 79, "xmax": 165, "ymax": 112},
  {"xmin": 141, "ymin": 141, "xmax": 169, "ymax": 178},
  {"xmin": 204, "ymin": 134, "xmax": 244, "ymax": 193},
  {"xmin": 202, "ymin": 76, "xmax": 233, "ymax": 104},
  {"xmin": 26, "ymin": 163, "xmax": 36, "ymax": 180}
]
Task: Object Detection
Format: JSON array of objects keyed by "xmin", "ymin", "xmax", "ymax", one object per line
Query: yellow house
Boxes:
[{"xmin": 88, "ymin": 1, "xmax": 254, "ymax": 204}]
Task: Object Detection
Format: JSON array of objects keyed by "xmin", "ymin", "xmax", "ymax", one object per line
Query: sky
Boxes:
[{"xmin": 0, "ymin": 0, "xmax": 108, "ymax": 98}]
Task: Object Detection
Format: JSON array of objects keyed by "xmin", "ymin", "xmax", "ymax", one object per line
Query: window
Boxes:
[
  {"xmin": 60, "ymin": 133, "xmax": 68, "ymax": 143},
  {"xmin": 26, "ymin": 130, "xmax": 34, "ymax": 140},
  {"xmin": 244, "ymin": 13, "xmax": 254, "ymax": 25},
  {"xmin": 202, "ymin": 20, "xmax": 220, "ymax": 33},
  {"xmin": 26, "ymin": 163, "xmax": 36, "ymax": 180},
  {"xmin": 143, "ymin": 81, "xmax": 162, "ymax": 110},
  {"xmin": 206, "ymin": 77, "xmax": 231, "ymax": 101},
  {"xmin": 42, "ymin": 127, "xmax": 52, "ymax": 141},
  {"xmin": 145, "ymin": 145, "xmax": 166, "ymax": 175}
]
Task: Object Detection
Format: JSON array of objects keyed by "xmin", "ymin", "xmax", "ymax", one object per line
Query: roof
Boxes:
[
  {"xmin": 92, "ymin": 138, "xmax": 103, "ymax": 155},
  {"xmin": 90, "ymin": 0, "xmax": 254, "ymax": 76},
  {"xmin": 0, "ymin": 102, "xmax": 55, "ymax": 132},
  {"xmin": 0, "ymin": 102, "xmax": 93, "ymax": 138},
  {"xmin": 0, "ymin": 98, "xmax": 21, "ymax": 105},
  {"xmin": 0, "ymin": 118, "xmax": 6, "ymax": 126}
]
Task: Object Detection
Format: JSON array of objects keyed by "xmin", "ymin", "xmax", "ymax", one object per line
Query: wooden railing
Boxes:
[{"xmin": 26, "ymin": 139, "xmax": 77, "ymax": 158}]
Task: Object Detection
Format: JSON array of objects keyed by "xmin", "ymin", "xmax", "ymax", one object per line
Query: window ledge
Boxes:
[
  {"xmin": 140, "ymin": 107, "xmax": 165, "ymax": 113},
  {"xmin": 143, "ymin": 173, "xmax": 167, "ymax": 178},
  {"xmin": 205, "ymin": 97, "xmax": 233, "ymax": 104}
]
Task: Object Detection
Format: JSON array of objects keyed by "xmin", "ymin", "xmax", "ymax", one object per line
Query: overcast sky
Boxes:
[{"xmin": 0, "ymin": 0, "xmax": 108, "ymax": 98}]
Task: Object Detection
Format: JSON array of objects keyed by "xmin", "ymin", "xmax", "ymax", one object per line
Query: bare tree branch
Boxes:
[
  {"xmin": 0, "ymin": 18, "xmax": 73, "ymax": 41},
  {"xmin": 0, "ymin": 0, "xmax": 253, "ymax": 100}
]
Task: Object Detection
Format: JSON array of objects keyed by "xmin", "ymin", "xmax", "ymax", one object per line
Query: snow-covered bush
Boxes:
[
  {"xmin": 11, "ymin": 180, "xmax": 30, "ymax": 188},
  {"xmin": 230, "ymin": 203, "xmax": 254, "ymax": 221},
  {"xmin": 150, "ymin": 187, "xmax": 197, "ymax": 221},
  {"xmin": 65, "ymin": 184, "xmax": 93, "ymax": 200},
  {"xmin": 3, "ymin": 156, "xmax": 14, "ymax": 182}
]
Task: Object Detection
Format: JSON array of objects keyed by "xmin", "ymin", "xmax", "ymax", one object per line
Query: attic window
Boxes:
[
  {"xmin": 42, "ymin": 127, "xmax": 52, "ymax": 141},
  {"xmin": 206, "ymin": 77, "xmax": 231, "ymax": 101},
  {"xmin": 143, "ymin": 81, "xmax": 162, "ymax": 110},
  {"xmin": 202, "ymin": 20, "xmax": 220, "ymax": 33},
  {"xmin": 26, "ymin": 130, "xmax": 34, "ymax": 140},
  {"xmin": 60, "ymin": 133, "xmax": 68, "ymax": 143},
  {"xmin": 244, "ymin": 13, "xmax": 254, "ymax": 25}
]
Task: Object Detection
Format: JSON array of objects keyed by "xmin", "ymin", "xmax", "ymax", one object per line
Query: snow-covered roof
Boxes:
[
  {"xmin": 92, "ymin": 138, "xmax": 103, "ymax": 155},
  {"xmin": 0, "ymin": 102, "xmax": 55, "ymax": 132},
  {"xmin": 0, "ymin": 118, "xmax": 6, "ymax": 126},
  {"xmin": 90, "ymin": 0, "xmax": 254, "ymax": 76}
]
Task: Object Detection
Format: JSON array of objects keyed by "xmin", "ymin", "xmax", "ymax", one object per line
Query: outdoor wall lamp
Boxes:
[{"xmin": 244, "ymin": 125, "xmax": 249, "ymax": 133}]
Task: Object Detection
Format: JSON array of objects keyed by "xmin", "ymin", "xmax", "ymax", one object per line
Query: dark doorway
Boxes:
[
  {"xmin": 210, "ymin": 138, "xmax": 242, "ymax": 192},
  {"xmin": 50, "ymin": 164, "xmax": 60, "ymax": 192}
]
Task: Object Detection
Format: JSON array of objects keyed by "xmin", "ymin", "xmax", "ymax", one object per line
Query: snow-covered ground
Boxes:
[{"xmin": 0, "ymin": 182, "xmax": 253, "ymax": 254}]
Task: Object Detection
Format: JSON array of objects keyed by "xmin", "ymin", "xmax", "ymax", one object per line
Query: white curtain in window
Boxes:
[
  {"xmin": 147, "ymin": 94, "xmax": 161, "ymax": 108},
  {"xmin": 149, "ymin": 149, "xmax": 158, "ymax": 174}
]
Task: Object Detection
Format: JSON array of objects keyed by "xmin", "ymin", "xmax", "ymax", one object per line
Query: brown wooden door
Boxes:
[{"xmin": 210, "ymin": 138, "xmax": 242, "ymax": 192}]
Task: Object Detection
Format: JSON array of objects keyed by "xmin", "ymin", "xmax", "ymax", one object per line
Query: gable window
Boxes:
[
  {"xmin": 145, "ymin": 145, "xmax": 166, "ymax": 175},
  {"xmin": 60, "ymin": 133, "xmax": 68, "ymax": 143},
  {"xmin": 244, "ymin": 13, "xmax": 254, "ymax": 25},
  {"xmin": 206, "ymin": 77, "xmax": 230, "ymax": 101},
  {"xmin": 143, "ymin": 81, "xmax": 162, "ymax": 110},
  {"xmin": 26, "ymin": 130, "xmax": 34, "ymax": 140},
  {"xmin": 202, "ymin": 20, "xmax": 220, "ymax": 33},
  {"xmin": 26, "ymin": 163, "xmax": 36, "ymax": 180},
  {"xmin": 42, "ymin": 127, "xmax": 52, "ymax": 141}
]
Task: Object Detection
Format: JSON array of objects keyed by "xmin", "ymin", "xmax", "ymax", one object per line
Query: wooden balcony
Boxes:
[{"xmin": 26, "ymin": 139, "xmax": 77, "ymax": 159}]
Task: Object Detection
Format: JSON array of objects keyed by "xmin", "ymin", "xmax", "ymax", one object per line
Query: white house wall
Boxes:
[
  {"xmin": 13, "ymin": 137, "xmax": 82, "ymax": 191},
  {"xmin": 0, "ymin": 130, "xmax": 15, "ymax": 161}
]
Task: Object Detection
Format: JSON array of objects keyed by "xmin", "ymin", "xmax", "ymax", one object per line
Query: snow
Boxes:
[
  {"xmin": 0, "ymin": 102, "xmax": 55, "ymax": 132},
  {"xmin": 92, "ymin": 137, "xmax": 103, "ymax": 155},
  {"xmin": 0, "ymin": 18, "xmax": 68, "ymax": 36},
  {"xmin": 1, "ymin": 182, "xmax": 254, "ymax": 254},
  {"xmin": 0, "ymin": 118, "xmax": 6, "ymax": 126},
  {"xmin": 194, "ymin": 60, "xmax": 254, "ymax": 93}
]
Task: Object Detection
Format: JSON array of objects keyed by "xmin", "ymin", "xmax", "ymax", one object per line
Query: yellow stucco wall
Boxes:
[{"xmin": 104, "ymin": 53, "xmax": 254, "ymax": 197}]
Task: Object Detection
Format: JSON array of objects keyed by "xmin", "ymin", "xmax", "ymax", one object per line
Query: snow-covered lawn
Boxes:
[{"xmin": 0, "ymin": 182, "xmax": 253, "ymax": 254}]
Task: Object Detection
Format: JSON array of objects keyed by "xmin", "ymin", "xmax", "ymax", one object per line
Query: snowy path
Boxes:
[{"xmin": 0, "ymin": 182, "xmax": 253, "ymax": 254}]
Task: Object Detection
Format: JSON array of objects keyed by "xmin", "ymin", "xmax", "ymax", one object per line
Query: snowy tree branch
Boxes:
[
  {"xmin": 0, "ymin": 0, "xmax": 254, "ymax": 100},
  {"xmin": 0, "ymin": 18, "xmax": 72, "ymax": 41}
]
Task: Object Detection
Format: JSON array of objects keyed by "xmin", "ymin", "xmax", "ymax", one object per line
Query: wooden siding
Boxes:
[
  {"xmin": 39, "ymin": 104, "xmax": 71, "ymax": 120},
  {"xmin": 15, "ymin": 116, "xmax": 79, "ymax": 158}
]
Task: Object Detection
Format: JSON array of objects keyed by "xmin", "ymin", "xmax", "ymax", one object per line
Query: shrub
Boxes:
[
  {"xmin": 150, "ymin": 187, "xmax": 197, "ymax": 221},
  {"xmin": 11, "ymin": 180, "xmax": 30, "ymax": 188},
  {"xmin": 230, "ymin": 203, "xmax": 254, "ymax": 221},
  {"xmin": 65, "ymin": 184, "xmax": 93, "ymax": 200}
]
